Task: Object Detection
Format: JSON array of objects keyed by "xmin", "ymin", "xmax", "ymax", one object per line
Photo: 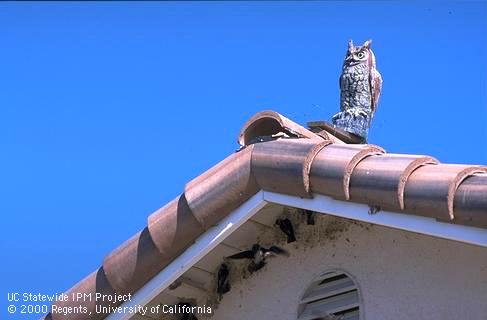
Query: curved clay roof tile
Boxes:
[
  {"xmin": 184, "ymin": 145, "xmax": 259, "ymax": 230},
  {"xmin": 310, "ymin": 144, "xmax": 385, "ymax": 200},
  {"xmin": 403, "ymin": 164, "xmax": 487, "ymax": 221},
  {"xmin": 238, "ymin": 110, "xmax": 328, "ymax": 146},
  {"xmin": 148, "ymin": 194, "xmax": 204, "ymax": 258},
  {"xmin": 349, "ymin": 154, "xmax": 438, "ymax": 211},
  {"xmin": 251, "ymin": 139, "xmax": 331, "ymax": 198},
  {"xmin": 454, "ymin": 173, "xmax": 487, "ymax": 228},
  {"xmin": 102, "ymin": 227, "xmax": 169, "ymax": 295}
]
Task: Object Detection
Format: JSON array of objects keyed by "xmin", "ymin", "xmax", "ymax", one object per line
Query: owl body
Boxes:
[
  {"xmin": 340, "ymin": 63, "xmax": 372, "ymax": 112},
  {"xmin": 332, "ymin": 39, "xmax": 382, "ymax": 141}
]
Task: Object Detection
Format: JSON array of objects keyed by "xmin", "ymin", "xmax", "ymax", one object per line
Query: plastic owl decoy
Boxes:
[{"xmin": 332, "ymin": 39, "xmax": 382, "ymax": 142}]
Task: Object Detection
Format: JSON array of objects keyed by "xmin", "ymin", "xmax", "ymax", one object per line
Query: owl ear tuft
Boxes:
[
  {"xmin": 363, "ymin": 39, "xmax": 372, "ymax": 48},
  {"xmin": 348, "ymin": 39, "xmax": 354, "ymax": 51}
]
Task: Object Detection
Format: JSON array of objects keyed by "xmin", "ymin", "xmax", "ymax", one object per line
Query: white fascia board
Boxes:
[
  {"xmin": 106, "ymin": 191, "xmax": 267, "ymax": 320},
  {"xmin": 264, "ymin": 191, "xmax": 487, "ymax": 248}
]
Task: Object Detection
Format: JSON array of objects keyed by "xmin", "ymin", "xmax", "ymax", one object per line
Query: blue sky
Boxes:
[{"xmin": 1, "ymin": 2, "xmax": 486, "ymax": 319}]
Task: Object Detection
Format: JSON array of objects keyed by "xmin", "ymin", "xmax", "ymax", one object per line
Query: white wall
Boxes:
[{"xmin": 210, "ymin": 214, "xmax": 487, "ymax": 320}]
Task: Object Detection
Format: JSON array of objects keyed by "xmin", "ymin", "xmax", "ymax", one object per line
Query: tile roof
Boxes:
[{"xmin": 44, "ymin": 110, "xmax": 487, "ymax": 320}]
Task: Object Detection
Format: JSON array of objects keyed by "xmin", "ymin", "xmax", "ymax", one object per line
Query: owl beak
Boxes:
[{"xmin": 345, "ymin": 55, "xmax": 356, "ymax": 65}]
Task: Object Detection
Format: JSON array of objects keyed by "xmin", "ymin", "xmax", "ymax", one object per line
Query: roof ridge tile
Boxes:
[
  {"xmin": 310, "ymin": 144, "xmax": 385, "ymax": 201},
  {"xmin": 404, "ymin": 164, "xmax": 487, "ymax": 221},
  {"xmin": 251, "ymin": 139, "xmax": 331, "ymax": 198},
  {"xmin": 349, "ymin": 154, "xmax": 438, "ymax": 211},
  {"xmin": 454, "ymin": 173, "xmax": 487, "ymax": 228}
]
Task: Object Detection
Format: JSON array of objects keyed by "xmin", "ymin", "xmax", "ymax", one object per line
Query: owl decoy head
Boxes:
[{"xmin": 344, "ymin": 39, "xmax": 376, "ymax": 68}]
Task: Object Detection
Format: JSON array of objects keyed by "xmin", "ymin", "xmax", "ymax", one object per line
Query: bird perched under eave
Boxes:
[
  {"xmin": 300, "ymin": 209, "xmax": 315, "ymax": 225},
  {"xmin": 226, "ymin": 244, "xmax": 289, "ymax": 274},
  {"xmin": 275, "ymin": 218, "xmax": 296, "ymax": 243},
  {"xmin": 216, "ymin": 263, "xmax": 231, "ymax": 300},
  {"xmin": 332, "ymin": 39, "xmax": 382, "ymax": 143},
  {"xmin": 169, "ymin": 279, "xmax": 182, "ymax": 290},
  {"xmin": 176, "ymin": 302, "xmax": 198, "ymax": 320},
  {"xmin": 368, "ymin": 205, "xmax": 381, "ymax": 215}
]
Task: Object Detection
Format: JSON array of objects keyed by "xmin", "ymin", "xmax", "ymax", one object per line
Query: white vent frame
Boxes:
[{"xmin": 298, "ymin": 270, "xmax": 362, "ymax": 320}]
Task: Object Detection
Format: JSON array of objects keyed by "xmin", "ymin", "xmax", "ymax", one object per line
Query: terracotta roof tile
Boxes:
[
  {"xmin": 238, "ymin": 110, "xmax": 329, "ymax": 146},
  {"xmin": 310, "ymin": 144, "xmax": 385, "ymax": 200},
  {"xmin": 454, "ymin": 173, "xmax": 487, "ymax": 228},
  {"xmin": 147, "ymin": 195, "xmax": 204, "ymax": 258},
  {"xmin": 252, "ymin": 139, "xmax": 330, "ymax": 198},
  {"xmin": 102, "ymin": 227, "xmax": 167, "ymax": 295},
  {"xmin": 184, "ymin": 145, "xmax": 258, "ymax": 230},
  {"xmin": 404, "ymin": 164, "xmax": 487, "ymax": 221},
  {"xmin": 349, "ymin": 154, "xmax": 438, "ymax": 211}
]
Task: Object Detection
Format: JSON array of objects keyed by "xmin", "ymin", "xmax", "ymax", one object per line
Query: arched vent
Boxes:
[{"xmin": 298, "ymin": 271, "xmax": 360, "ymax": 320}]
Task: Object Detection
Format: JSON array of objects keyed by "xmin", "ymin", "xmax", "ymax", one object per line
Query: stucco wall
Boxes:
[{"xmin": 210, "ymin": 214, "xmax": 487, "ymax": 320}]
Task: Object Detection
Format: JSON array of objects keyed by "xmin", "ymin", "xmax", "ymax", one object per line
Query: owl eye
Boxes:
[{"xmin": 357, "ymin": 51, "xmax": 366, "ymax": 59}]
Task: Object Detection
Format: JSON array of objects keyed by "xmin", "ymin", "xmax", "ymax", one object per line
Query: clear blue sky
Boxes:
[{"xmin": 1, "ymin": 2, "xmax": 486, "ymax": 319}]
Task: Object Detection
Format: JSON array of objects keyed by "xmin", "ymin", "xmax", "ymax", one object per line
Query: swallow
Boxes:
[
  {"xmin": 177, "ymin": 302, "xmax": 198, "ymax": 320},
  {"xmin": 217, "ymin": 263, "xmax": 231, "ymax": 300},
  {"xmin": 275, "ymin": 218, "xmax": 296, "ymax": 243},
  {"xmin": 305, "ymin": 210, "xmax": 315, "ymax": 225},
  {"xmin": 226, "ymin": 244, "xmax": 289, "ymax": 273},
  {"xmin": 368, "ymin": 205, "xmax": 381, "ymax": 215},
  {"xmin": 169, "ymin": 279, "xmax": 182, "ymax": 290}
]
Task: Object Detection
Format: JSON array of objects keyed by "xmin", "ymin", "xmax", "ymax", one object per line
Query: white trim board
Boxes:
[{"xmin": 264, "ymin": 191, "xmax": 487, "ymax": 248}]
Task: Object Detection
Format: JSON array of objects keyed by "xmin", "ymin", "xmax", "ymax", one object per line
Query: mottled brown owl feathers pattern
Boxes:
[{"xmin": 332, "ymin": 39, "xmax": 382, "ymax": 141}]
